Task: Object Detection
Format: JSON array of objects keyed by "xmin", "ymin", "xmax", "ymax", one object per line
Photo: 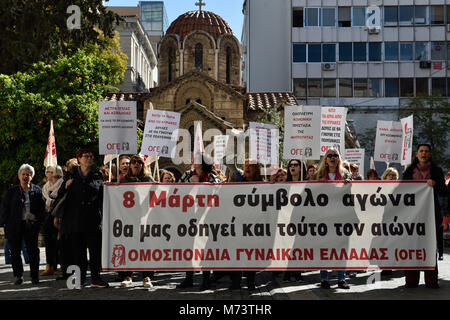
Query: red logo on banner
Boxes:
[
  {"xmin": 111, "ymin": 244, "xmax": 126, "ymax": 267},
  {"xmin": 433, "ymin": 62, "xmax": 442, "ymax": 70}
]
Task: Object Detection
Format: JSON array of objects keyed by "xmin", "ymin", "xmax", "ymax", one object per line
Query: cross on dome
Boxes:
[{"xmin": 195, "ymin": 0, "xmax": 206, "ymax": 11}]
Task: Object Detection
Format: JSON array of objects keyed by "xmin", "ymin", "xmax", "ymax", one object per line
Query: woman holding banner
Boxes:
[
  {"xmin": 314, "ymin": 148, "xmax": 352, "ymax": 289},
  {"xmin": 118, "ymin": 154, "xmax": 155, "ymax": 288},
  {"xmin": 281, "ymin": 159, "xmax": 307, "ymax": 282},
  {"xmin": 177, "ymin": 153, "xmax": 223, "ymax": 291},
  {"xmin": 228, "ymin": 159, "xmax": 262, "ymax": 291},
  {"xmin": 402, "ymin": 143, "xmax": 447, "ymax": 289}
]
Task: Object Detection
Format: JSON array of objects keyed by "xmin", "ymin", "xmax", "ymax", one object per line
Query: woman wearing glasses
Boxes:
[
  {"xmin": 282, "ymin": 159, "xmax": 307, "ymax": 282},
  {"xmin": 118, "ymin": 154, "xmax": 155, "ymax": 288},
  {"xmin": 314, "ymin": 148, "xmax": 352, "ymax": 289},
  {"xmin": 53, "ymin": 149, "xmax": 108, "ymax": 288}
]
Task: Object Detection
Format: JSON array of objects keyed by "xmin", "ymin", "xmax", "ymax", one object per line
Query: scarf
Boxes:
[
  {"xmin": 324, "ymin": 168, "xmax": 342, "ymax": 181},
  {"xmin": 193, "ymin": 169, "xmax": 210, "ymax": 182},
  {"xmin": 413, "ymin": 162, "xmax": 431, "ymax": 180}
]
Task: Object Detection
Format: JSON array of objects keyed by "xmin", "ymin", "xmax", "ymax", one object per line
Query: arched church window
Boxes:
[
  {"xmin": 195, "ymin": 43, "xmax": 203, "ymax": 71},
  {"xmin": 168, "ymin": 47, "xmax": 174, "ymax": 82},
  {"xmin": 226, "ymin": 47, "xmax": 232, "ymax": 84}
]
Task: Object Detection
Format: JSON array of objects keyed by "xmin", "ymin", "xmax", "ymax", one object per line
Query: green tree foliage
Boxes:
[
  {"xmin": 257, "ymin": 105, "xmax": 287, "ymax": 168},
  {"xmin": 0, "ymin": 50, "xmax": 118, "ymax": 194},
  {"xmin": 0, "ymin": 0, "xmax": 122, "ymax": 74},
  {"xmin": 399, "ymin": 95, "xmax": 450, "ymax": 170}
]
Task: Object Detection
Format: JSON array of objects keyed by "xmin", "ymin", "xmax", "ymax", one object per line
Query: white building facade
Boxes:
[{"xmin": 242, "ymin": 0, "xmax": 450, "ymax": 173}]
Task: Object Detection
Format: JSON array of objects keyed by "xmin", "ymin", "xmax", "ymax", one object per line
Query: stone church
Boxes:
[{"xmin": 106, "ymin": 6, "xmax": 359, "ymax": 180}]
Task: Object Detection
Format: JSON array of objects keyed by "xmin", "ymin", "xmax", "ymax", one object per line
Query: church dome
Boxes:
[{"xmin": 166, "ymin": 10, "xmax": 234, "ymax": 40}]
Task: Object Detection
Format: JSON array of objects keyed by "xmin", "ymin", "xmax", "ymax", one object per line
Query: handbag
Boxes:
[{"xmin": 51, "ymin": 192, "xmax": 67, "ymax": 218}]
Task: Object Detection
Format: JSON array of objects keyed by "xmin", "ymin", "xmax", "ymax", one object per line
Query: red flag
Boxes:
[{"xmin": 44, "ymin": 120, "xmax": 57, "ymax": 167}]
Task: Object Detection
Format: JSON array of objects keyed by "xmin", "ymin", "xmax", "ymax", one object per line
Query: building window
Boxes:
[
  {"xmin": 293, "ymin": 44, "xmax": 307, "ymax": 63},
  {"xmin": 399, "ymin": 6, "xmax": 413, "ymax": 26},
  {"xmin": 416, "ymin": 78, "xmax": 429, "ymax": 96},
  {"xmin": 432, "ymin": 78, "xmax": 447, "ymax": 96},
  {"xmin": 385, "ymin": 42, "xmax": 399, "ymax": 61},
  {"xmin": 369, "ymin": 79, "xmax": 382, "ymax": 97},
  {"xmin": 305, "ymin": 8, "xmax": 320, "ymax": 26},
  {"xmin": 431, "ymin": 42, "xmax": 446, "ymax": 61},
  {"xmin": 414, "ymin": 6, "xmax": 428, "ymax": 25},
  {"xmin": 400, "ymin": 78, "xmax": 414, "ymax": 97},
  {"xmin": 400, "ymin": 43, "xmax": 413, "ymax": 61},
  {"xmin": 447, "ymin": 78, "xmax": 450, "ymax": 97},
  {"xmin": 447, "ymin": 6, "xmax": 450, "ymax": 24},
  {"xmin": 415, "ymin": 42, "xmax": 429, "ymax": 60},
  {"xmin": 168, "ymin": 47, "xmax": 175, "ymax": 82},
  {"xmin": 323, "ymin": 79, "xmax": 336, "ymax": 97},
  {"xmin": 293, "ymin": 78, "xmax": 307, "ymax": 98},
  {"xmin": 353, "ymin": 43, "xmax": 367, "ymax": 61},
  {"xmin": 308, "ymin": 78, "xmax": 322, "ymax": 97},
  {"xmin": 352, "ymin": 7, "xmax": 366, "ymax": 26},
  {"xmin": 293, "ymin": 44, "xmax": 306, "ymax": 62},
  {"xmin": 354, "ymin": 79, "xmax": 368, "ymax": 97},
  {"xmin": 384, "ymin": 6, "xmax": 398, "ymax": 26},
  {"xmin": 338, "ymin": 7, "xmax": 351, "ymax": 27},
  {"xmin": 322, "ymin": 8, "xmax": 335, "ymax": 27},
  {"xmin": 195, "ymin": 43, "xmax": 203, "ymax": 71},
  {"xmin": 385, "ymin": 78, "xmax": 399, "ymax": 97},
  {"xmin": 226, "ymin": 47, "xmax": 231, "ymax": 84},
  {"xmin": 431, "ymin": 6, "xmax": 444, "ymax": 25},
  {"xmin": 308, "ymin": 44, "xmax": 322, "ymax": 62},
  {"xmin": 322, "ymin": 44, "xmax": 336, "ymax": 62},
  {"xmin": 293, "ymin": 8, "xmax": 304, "ymax": 27},
  {"xmin": 369, "ymin": 43, "xmax": 381, "ymax": 61},
  {"xmin": 339, "ymin": 78, "xmax": 353, "ymax": 97},
  {"xmin": 339, "ymin": 43, "xmax": 352, "ymax": 62}
]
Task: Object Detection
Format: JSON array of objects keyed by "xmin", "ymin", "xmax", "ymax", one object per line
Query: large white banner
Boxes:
[
  {"xmin": 103, "ymin": 182, "xmax": 436, "ymax": 271},
  {"xmin": 320, "ymin": 106, "xmax": 347, "ymax": 156},
  {"xmin": 344, "ymin": 149, "xmax": 365, "ymax": 177},
  {"xmin": 283, "ymin": 105, "xmax": 321, "ymax": 160},
  {"xmin": 249, "ymin": 122, "xmax": 278, "ymax": 165},
  {"xmin": 140, "ymin": 109, "xmax": 180, "ymax": 158},
  {"xmin": 98, "ymin": 101, "xmax": 137, "ymax": 155},
  {"xmin": 400, "ymin": 115, "xmax": 414, "ymax": 166},
  {"xmin": 374, "ymin": 120, "xmax": 403, "ymax": 164}
]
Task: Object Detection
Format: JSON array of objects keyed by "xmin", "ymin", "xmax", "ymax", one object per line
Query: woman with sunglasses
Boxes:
[
  {"xmin": 281, "ymin": 159, "xmax": 307, "ymax": 282},
  {"xmin": 53, "ymin": 149, "xmax": 108, "ymax": 288},
  {"xmin": 314, "ymin": 148, "xmax": 352, "ymax": 289},
  {"xmin": 177, "ymin": 153, "xmax": 223, "ymax": 291},
  {"xmin": 119, "ymin": 154, "xmax": 155, "ymax": 288}
]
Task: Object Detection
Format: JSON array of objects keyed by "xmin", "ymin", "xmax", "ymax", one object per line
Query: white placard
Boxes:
[
  {"xmin": 283, "ymin": 105, "xmax": 321, "ymax": 160},
  {"xmin": 400, "ymin": 115, "xmax": 414, "ymax": 166},
  {"xmin": 320, "ymin": 106, "xmax": 347, "ymax": 156},
  {"xmin": 213, "ymin": 135, "xmax": 229, "ymax": 164},
  {"xmin": 344, "ymin": 148, "xmax": 365, "ymax": 177},
  {"xmin": 249, "ymin": 122, "xmax": 278, "ymax": 165},
  {"xmin": 98, "ymin": 101, "xmax": 137, "ymax": 155},
  {"xmin": 140, "ymin": 109, "xmax": 180, "ymax": 158},
  {"xmin": 374, "ymin": 120, "xmax": 403, "ymax": 164}
]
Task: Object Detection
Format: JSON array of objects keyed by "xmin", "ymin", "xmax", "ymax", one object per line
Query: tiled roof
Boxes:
[
  {"xmin": 247, "ymin": 92, "xmax": 298, "ymax": 111},
  {"xmin": 166, "ymin": 10, "xmax": 233, "ymax": 40}
]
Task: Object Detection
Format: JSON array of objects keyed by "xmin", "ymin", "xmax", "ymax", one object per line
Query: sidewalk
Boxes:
[{"xmin": 0, "ymin": 247, "xmax": 448, "ymax": 300}]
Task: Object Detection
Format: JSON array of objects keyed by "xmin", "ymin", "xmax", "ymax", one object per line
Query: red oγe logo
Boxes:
[{"xmin": 111, "ymin": 244, "xmax": 126, "ymax": 267}]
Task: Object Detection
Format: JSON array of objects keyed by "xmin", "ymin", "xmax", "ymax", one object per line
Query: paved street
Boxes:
[{"xmin": 0, "ymin": 246, "xmax": 448, "ymax": 301}]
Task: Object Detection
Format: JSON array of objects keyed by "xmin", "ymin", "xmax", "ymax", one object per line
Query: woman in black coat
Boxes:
[
  {"xmin": 0, "ymin": 164, "xmax": 45, "ymax": 285},
  {"xmin": 53, "ymin": 149, "xmax": 108, "ymax": 288},
  {"xmin": 402, "ymin": 143, "xmax": 447, "ymax": 288}
]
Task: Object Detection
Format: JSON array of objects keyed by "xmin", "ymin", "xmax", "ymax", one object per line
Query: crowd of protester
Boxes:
[{"xmin": 0, "ymin": 143, "xmax": 448, "ymax": 291}]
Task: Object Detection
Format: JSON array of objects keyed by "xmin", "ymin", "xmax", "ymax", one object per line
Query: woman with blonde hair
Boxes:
[
  {"xmin": 314, "ymin": 148, "xmax": 352, "ymax": 289},
  {"xmin": 41, "ymin": 165, "xmax": 64, "ymax": 276},
  {"xmin": 381, "ymin": 167, "xmax": 399, "ymax": 180}
]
